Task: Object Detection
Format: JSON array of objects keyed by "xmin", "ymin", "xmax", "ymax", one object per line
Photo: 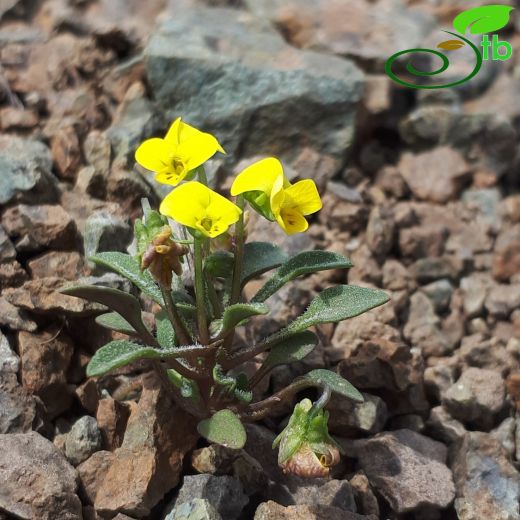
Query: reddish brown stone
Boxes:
[
  {"xmin": 18, "ymin": 325, "xmax": 75, "ymax": 419},
  {"xmin": 51, "ymin": 126, "xmax": 82, "ymax": 180},
  {"xmin": 96, "ymin": 397, "xmax": 132, "ymax": 451}
]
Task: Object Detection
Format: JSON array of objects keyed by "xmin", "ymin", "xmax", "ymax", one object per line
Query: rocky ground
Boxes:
[{"xmin": 1, "ymin": 0, "xmax": 520, "ymax": 519}]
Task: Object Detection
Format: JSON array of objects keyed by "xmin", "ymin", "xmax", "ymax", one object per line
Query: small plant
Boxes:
[{"xmin": 64, "ymin": 118, "xmax": 389, "ymax": 477}]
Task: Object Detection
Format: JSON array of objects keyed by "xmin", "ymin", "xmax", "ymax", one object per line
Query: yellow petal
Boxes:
[
  {"xmin": 283, "ymin": 179, "xmax": 322, "ymax": 215},
  {"xmin": 179, "ymin": 133, "xmax": 224, "ymax": 171},
  {"xmin": 277, "ymin": 208, "xmax": 309, "ymax": 235},
  {"xmin": 154, "ymin": 168, "xmax": 186, "ymax": 187},
  {"xmin": 270, "ymin": 174, "xmax": 285, "ymax": 217},
  {"xmin": 231, "ymin": 158, "xmax": 284, "ymax": 196},
  {"xmin": 165, "ymin": 118, "xmax": 225, "ymax": 154},
  {"xmin": 159, "ymin": 182, "xmax": 241, "ymax": 238},
  {"xmin": 164, "ymin": 118, "xmax": 182, "ymax": 146},
  {"xmin": 159, "ymin": 182, "xmax": 210, "ymax": 229},
  {"xmin": 135, "ymin": 138, "xmax": 171, "ymax": 172}
]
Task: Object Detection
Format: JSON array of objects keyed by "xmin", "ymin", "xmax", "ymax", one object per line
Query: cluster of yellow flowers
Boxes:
[{"xmin": 135, "ymin": 118, "xmax": 322, "ymax": 237}]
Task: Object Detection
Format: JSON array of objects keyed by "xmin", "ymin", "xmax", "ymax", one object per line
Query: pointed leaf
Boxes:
[
  {"xmin": 252, "ymin": 251, "xmax": 353, "ymax": 303},
  {"xmin": 263, "ymin": 331, "xmax": 318, "ymax": 372},
  {"xmin": 87, "ymin": 340, "xmax": 206, "ymax": 377},
  {"xmin": 95, "ymin": 312, "xmax": 137, "ymax": 336},
  {"xmin": 197, "ymin": 410, "xmax": 246, "ymax": 449},
  {"xmin": 216, "ymin": 303, "xmax": 269, "ymax": 337},
  {"xmin": 87, "ymin": 340, "xmax": 166, "ymax": 376},
  {"xmin": 241, "ymin": 242, "xmax": 288, "ymax": 286},
  {"xmin": 156, "ymin": 310, "xmax": 176, "ymax": 349},
  {"xmin": 453, "ymin": 5, "xmax": 513, "ymax": 35},
  {"xmin": 437, "ymin": 39, "xmax": 465, "ymax": 51},
  {"xmin": 90, "ymin": 252, "xmax": 163, "ymax": 304},
  {"xmin": 286, "ymin": 285, "xmax": 389, "ymax": 333},
  {"xmin": 62, "ymin": 285, "xmax": 157, "ymax": 346},
  {"xmin": 304, "ymin": 369, "xmax": 363, "ymax": 403}
]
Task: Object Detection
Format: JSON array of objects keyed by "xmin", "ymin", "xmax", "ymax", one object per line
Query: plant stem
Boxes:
[
  {"xmin": 160, "ymin": 286, "xmax": 191, "ymax": 346},
  {"xmin": 230, "ymin": 195, "xmax": 245, "ymax": 305},
  {"xmin": 194, "ymin": 238, "xmax": 209, "ymax": 345},
  {"xmin": 241, "ymin": 378, "xmax": 316, "ymax": 421}
]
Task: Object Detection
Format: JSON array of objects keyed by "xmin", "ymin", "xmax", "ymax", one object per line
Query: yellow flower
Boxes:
[
  {"xmin": 135, "ymin": 118, "xmax": 225, "ymax": 186},
  {"xmin": 230, "ymin": 158, "xmax": 322, "ymax": 235},
  {"xmin": 160, "ymin": 182, "xmax": 242, "ymax": 238}
]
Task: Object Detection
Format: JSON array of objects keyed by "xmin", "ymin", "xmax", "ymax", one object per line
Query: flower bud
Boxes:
[
  {"xmin": 273, "ymin": 398, "xmax": 342, "ymax": 478},
  {"xmin": 135, "ymin": 210, "xmax": 188, "ymax": 289}
]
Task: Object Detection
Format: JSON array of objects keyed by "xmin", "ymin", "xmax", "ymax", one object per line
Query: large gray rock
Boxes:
[
  {"xmin": 452, "ymin": 432, "xmax": 520, "ymax": 520},
  {"xmin": 0, "ymin": 135, "xmax": 58, "ymax": 205},
  {"xmin": 244, "ymin": 0, "xmax": 434, "ymax": 69},
  {"xmin": 349, "ymin": 429, "xmax": 455, "ymax": 514},
  {"xmin": 165, "ymin": 499, "xmax": 222, "ymax": 520},
  {"xmin": 144, "ymin": 7, "xmax": 363, "ymax": 163},
  {"xmin": 0, "ymin": 431, "xmax": 82, "ymax": 519}
]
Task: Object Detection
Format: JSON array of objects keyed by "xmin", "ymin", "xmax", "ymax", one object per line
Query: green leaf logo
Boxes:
[{"xmin": 453, "ymin": 5, "xmax": 514, "ymax": 35}]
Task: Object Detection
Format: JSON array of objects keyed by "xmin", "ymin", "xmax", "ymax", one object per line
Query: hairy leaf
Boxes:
[
  {"xmin": 213, "ymin": 303, "xmax": 269, "ymax": 338},
  {"xmin": 262, "ymin": 331, "xmax": 318, "ymax": 372},
  {"xmin": 87, "ymin": 340, "xmax": 204, "ymax": 377},
  {"xmin": 252, "ymin": 251, "xmax": 353, "ymax": 302},
  {"xmin": 156, "ymin": 310, "xmax": 176, "ymax": 349},
  {"xmin": 241, "ymin": 242, "xmax": 288, "ymax": 285},
  {"xmin": 197, "ymin": 410, "xmax": 246, "ymax": 449},
  {"xmin": 453, "ymin": 5, "xmax": 513, "ymax": 35},
  {"xmin": 95, "ymin": 312, "xmax": 137, "ymax": 336},
  {"xmin": 303, "ymin": 369, "xmax": 363, "ymax": 403},
  {"xmin": 62, "ymin": 285, "xmax": 157, "ymax": 346},
  {"xmin": 286, "ymin": 285, "xmax": 389, "ymax": 333},
  {"xmin": 90, "ymin": 252, "xmax": 163, "ymax": 304}
]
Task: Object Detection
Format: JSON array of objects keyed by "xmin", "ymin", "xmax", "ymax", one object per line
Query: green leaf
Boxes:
[
  {"xmin": 212, "ymin": 303, "xmax": 269, "ymax": 338},
  {"xmin": 262, "ymin": 331, "xmax": 318, "ymax": 372},
  {"xmin": 62, "ymin": 285, "xmax": 157, "ymax": 346},
  {"xmin": 87, "ymin": 340, "xmax": 204, "ymax": 377},
  {"xmin": 303, "ymin": 369, "xmax": 363, "ymax": 403},
  {"xmin": 286, "ymin": 285, "xmax": 389, "ymax": 333},
  {"xmin": 90, "ymin": 252, "xmax": 163, "ymax": 304},
  {"xmin": 197, "ymin": 410, "xmax": 246, "ymax": 449},
  {"xmin": 95, "ymin": 312, "xmax": 137, "ymax": 336},
  {"xmin": 241, "ymin": 242, "xmax": 288, "ymax": 285},
  {"xmin": 156, "ymin": 310, "xmax": 176, "ymax": 349},
  {"xmin": 167, "ymin": 369, "xmax": 200, "ymax": 401},
  {"xmin": 87, "ymin": 340, "xmax": 164, "ymax": 376},
  {"xmin": 205, "ymin": 250, "xmax": 234, "ymax": 279},
  {"xmin": 453, "ymin": 5, "xmax": 513, "ymax": 35},
  {"xmin": 251, "ymin": 251, "xmax": 353, "ymax": 303}
]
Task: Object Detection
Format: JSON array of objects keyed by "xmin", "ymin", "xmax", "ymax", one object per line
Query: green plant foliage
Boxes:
[
  {"xmin": 259, "ymin": 331, "xmax": 318, "ymax": 375},
  {"xmin": 251, "ymin": 251, "xmax": 353, "ymax": 302},
  {"xmin": 167, "ymin": 369, "xmax": 200, "ymax": 401},
  {"xmin": 156, "ymin": 310, "xmax": 176, "ymax": 349},
  {"xmin": 204, "ymin": 250, "xmax": 234, "ymax": 278},
  {"xmin": 95, "ymin": 312, "xmax": 137, "ymax": 336},
  {"xmin": 303, "ymin": 369, "xmax": 363, "ymax": 403},
  {"xmin": 286, "ymin": 284, "xmax": 389, "ymax": 333},
  {"xmin": 87, "ymin": 340, "xmax": 203, "ymax": 377},
  {"xmin": 197, "ymin": 409, "xmax": 247, "ymax": 449},
  {"xmin": 212, "ymin": 302, "xmax": 269, "ymax": 338},
  {"xmin": 90, "ymin": 252, "xmax": 163, "ymax": 304},
  {"xmin": 62, "ymin": 285, "xmax": 157, "ymax": 346},
  {"xmin": 453, "ymin": 5, "xmax": 513, "ymax": 35},
  {"xmin": 241, "ymin": 242, "xmax": 288, "ymax": 285}
]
